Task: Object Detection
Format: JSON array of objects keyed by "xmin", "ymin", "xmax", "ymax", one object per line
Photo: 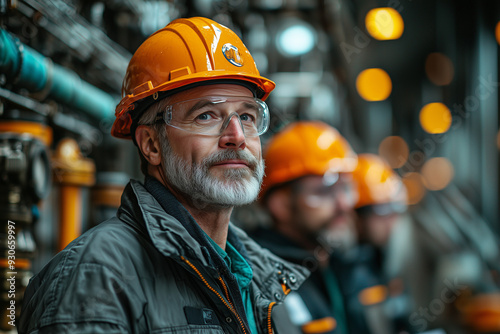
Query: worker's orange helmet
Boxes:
[
  {"xmin": 111, "ymin": 17, "xmax": 275, "ymax": 139},
  {"xmin": 260, "ymin": 121, "xmax": 358, "ymax": 199},
  {"xmin": 352, "ymin": 153, "xmax": 407, "ymax": 210}
]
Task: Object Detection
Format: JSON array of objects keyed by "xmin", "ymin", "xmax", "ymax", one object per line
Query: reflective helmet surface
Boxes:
[
  {"xmin": 260, "ymin": 121, "xmax": 357, "ymax": 198},
  {"xmin": 112, "ymin": 17, "xmax": 275, "ymax": 139},
  {"xmin": 352, "ymin": 153, "xmax": 407, "ymax": 209}
]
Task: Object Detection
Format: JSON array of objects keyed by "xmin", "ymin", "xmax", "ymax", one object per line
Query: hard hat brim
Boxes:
[{"xmin": 112, "ymin": 73, "xmax": 275, "ymax": 139}]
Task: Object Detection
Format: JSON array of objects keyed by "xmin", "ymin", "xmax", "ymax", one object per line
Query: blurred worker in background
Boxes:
[
  {"xmin": 351, "ymin": 153, "xmax": 415, "ymax": 333},
  {"xmin": 252, "ymin": 121, "xmax": 364, "ymax": 334},
  {"xmin": 352, "ymin": 153, "xmax": 408, "ymax": 266},
  {"xmin": 19, "ymin": 17, "xmax": 308, "ymax": 333}
]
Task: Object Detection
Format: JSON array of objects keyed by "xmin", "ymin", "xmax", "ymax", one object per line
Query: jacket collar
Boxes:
[
  {"xmin": 118, "ymin": 178, "xmax": 309, "ymax": 296},
  {"xmin": 232, "ymin": 226, "xmax": 309, "ymax": 295},
  {"xmin": 121, "ymin": 178, "xmax": 214, "ymax": 267}
]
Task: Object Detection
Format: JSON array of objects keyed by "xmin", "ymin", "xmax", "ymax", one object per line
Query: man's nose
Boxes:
[
  {"xmin": 219, "ymin": 114, "xmax": 246, "ymax": 149},
  {"xmin": 334, "ymin": 190, "xmax": 355, "ymax": 211}
]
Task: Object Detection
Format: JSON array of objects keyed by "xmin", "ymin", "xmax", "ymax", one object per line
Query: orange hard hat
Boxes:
[
  {"xmin": 352, "ymin": 153, "xmax": 407, "ymax": 209},
  {"xmin": 111, "ymin": 17, "xmax": 275, "ymax": 139},
  {"xmin": 260, "ymin": 121, "xmax": 357, "ymax": 198}
]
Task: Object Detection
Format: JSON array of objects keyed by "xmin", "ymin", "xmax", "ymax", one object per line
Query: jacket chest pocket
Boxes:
[
  {"xmin": 148, "ymin": 306, "xmax": 238, "ymax": 334},
  {"xmin": 150, "ymin": 324, "xmax": 226, "ymax": 333}
]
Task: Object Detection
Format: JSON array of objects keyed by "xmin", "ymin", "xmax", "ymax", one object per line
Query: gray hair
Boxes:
[{"xmin": 136, "ymin": 98, "xmax": 170, "ymax": 176}]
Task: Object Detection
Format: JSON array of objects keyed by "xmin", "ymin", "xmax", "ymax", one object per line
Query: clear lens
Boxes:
[
  {"xmin": 161, "ymin": 96, "xmax": 269, "ymax": 137},
  {"xmin": 297, "ymin": 176, "xmax": 357, "ymax": 208}
]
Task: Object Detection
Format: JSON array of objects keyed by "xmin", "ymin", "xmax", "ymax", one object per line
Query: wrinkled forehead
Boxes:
[{"xmin": 168, "ymin": 84, "xmax": 254, "ymax": 104}]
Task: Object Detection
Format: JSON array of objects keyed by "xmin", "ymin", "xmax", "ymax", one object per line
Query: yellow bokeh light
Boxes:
[
  {"xmin": 421, "ymin": 157, "xmax": 454, "ymax": 191},
  {"xmin": 378, "ymin": 136, "xmax": 409, "ymax": 168},
  {"xmin": 365, "ymin": 7, "xmax": 404, "ymax": 40},
  {"xmin": 425, "ymin": 53, "xmax": 454, "ymax": 86},
  {"xmin": 496, "ymin": 22, "xmax": 500, "ymax": 45},
  {"xmin": 356, "ymin": 68, "xmax": 392, "ymax": 101},
  {"xmin": 419, "ymin": 102, "xmax": 452, "ymax": 134},
  {"xmin": 402, "ymin": 172, "xmax": 426, "ymax": 205}
]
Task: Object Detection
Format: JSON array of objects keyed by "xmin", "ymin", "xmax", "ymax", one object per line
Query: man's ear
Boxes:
[
  {"xmin": 135, "ymin": 125, "xmax": 162, "ymax": 166},
  {"xmin": 267, "ymin": 187, "xmax": 292, "ymax": 224}
]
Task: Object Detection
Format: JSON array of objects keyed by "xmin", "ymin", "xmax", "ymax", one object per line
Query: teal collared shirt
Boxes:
[{"xmin": 207, "ymin": 237, "xmax": 258, "ymax": 334}]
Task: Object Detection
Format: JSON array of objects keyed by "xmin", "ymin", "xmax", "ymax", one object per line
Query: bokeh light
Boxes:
[
  {"xmin": 378, "ymin": 136, "xmax": 409, "ymax": 168},
  {"xmin": 359, "ymin": 285, "xmax": 388, "ymax": 306},
  {"xmin": 421, "ymin": 157, "xmax": 454, "ymax": 191},
  {"xmin": 356, "ymin": 68, "xmax": 392, "ymax": 101},
  {"xmin": 277, "ymin": 20, "xmax": 316, "ymax": 57},
  {"xmin": 425, "ymin": 53, "xmax": 454, "ymax": 86},
  {"xmin": 402, "ymin": 172, "xmax": 426, "ymax": 205},
  {"xmin": 365, "ymin": 7, "xmax": 404, "ymax": 40},
  {"xmin": 496, "ymin": 21, "xmax": 500, "ymax": 45},
  {"xmin": 419, "ymin": 102, "xmax": 452, "ymax": 134}
]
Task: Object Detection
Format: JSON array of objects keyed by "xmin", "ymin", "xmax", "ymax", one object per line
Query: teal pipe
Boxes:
[{"xmin": 0, "ymin": 29, "xmax": 116, "ymax": 121}]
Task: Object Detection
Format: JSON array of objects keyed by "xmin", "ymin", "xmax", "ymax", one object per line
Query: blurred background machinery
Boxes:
[{"xmin": 1, "ymin": 0, "xmax": 500, "ymax": 333}]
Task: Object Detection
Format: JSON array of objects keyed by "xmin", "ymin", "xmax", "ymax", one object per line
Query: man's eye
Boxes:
[
  {"xmin": 195, "ymin": 113, "xmax": 213, "ymax": 121},
  {"xmin": 240, "ymin": 113, "xmax": 256, "ymax": 122}
]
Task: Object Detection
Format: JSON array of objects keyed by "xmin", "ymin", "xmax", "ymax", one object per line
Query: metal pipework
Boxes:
[
  {"xmin": 0, "ymin": 29, "xmax": 117, "ymax": 121},
  {"xmin": 52, "ymin": 138, "xmax": 95, "ymax": 251}
]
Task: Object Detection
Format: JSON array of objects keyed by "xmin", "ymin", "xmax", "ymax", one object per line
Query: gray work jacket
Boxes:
[{"xmin": 19, "ymin": 179, "xmax": 308, "ymax": 334}]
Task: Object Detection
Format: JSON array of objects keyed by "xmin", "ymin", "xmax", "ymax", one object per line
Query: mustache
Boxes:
[{"xmin": 202, "ymin": 149, "xmax": 259, "ymax": 170}]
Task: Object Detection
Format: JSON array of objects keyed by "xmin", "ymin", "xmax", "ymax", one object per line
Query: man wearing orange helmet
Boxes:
[
  {"xmin": 251, "ymin": 121, "xmax": 361, "ymax": 334},
  {"xmin": 352, "ymin": 153, "xmax": 408, "ymax": 250},
  {"xmin": 351, "ymin": 153, "xmax": 415, "ymax": 333},
  {"xmin": 19, "ymin": 17, "xmax": 307, "ymax": 334}
]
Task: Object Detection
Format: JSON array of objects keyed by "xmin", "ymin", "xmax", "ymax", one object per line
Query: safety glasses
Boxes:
[
  {"xmin": 155, "ymin": 96, "xmax": 270, "ymax": 137},
  {"xmin": 292, "ymin": 174, "xmax": 359, "ymax": 209}
]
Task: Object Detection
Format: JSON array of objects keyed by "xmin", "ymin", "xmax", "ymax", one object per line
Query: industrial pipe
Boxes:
[
  {"xmin": 0, "ymin": 29, "xmax": 117, "ymax": 121},
  {"xmin": 52, "ymin": 138, "xmax": 95, "ymax": 251}
]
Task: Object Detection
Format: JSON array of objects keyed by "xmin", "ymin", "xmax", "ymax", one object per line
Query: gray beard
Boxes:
[{"xmin": 160, "ymin": 138, "xmax": 264, "ymax": 210}]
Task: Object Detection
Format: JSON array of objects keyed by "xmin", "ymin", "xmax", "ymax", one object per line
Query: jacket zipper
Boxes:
[
  {"xmin": 181, "ymin": 256, "xmax": 248, "ymax": 334},
  {"xmin": 265, "ymin": 278, "xmax": 291, "ymax": 334},
  {"xmin": 267, "ymin": 301, "xmax": 276, "ymax": 334},
  {"xmin": 218, "ymin": 276, "xmax": 234, "ymax": 308}
]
